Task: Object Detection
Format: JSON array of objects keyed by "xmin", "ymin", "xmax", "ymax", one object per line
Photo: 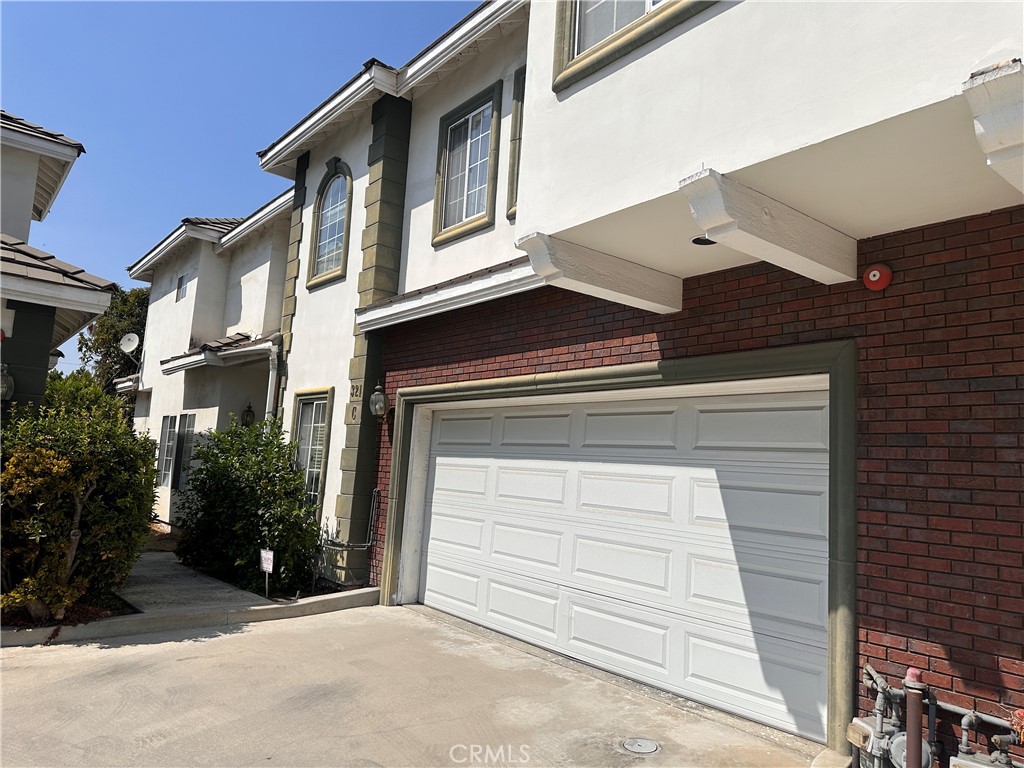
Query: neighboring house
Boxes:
[
  {"xmin": 249, "ymin": 0, "xmax": 1023, "ymax": 760},
  {"xmin": 0, "ymin": 111, "xmax": 114, "ymax": 410},
  {"xmin": 126, "ymin": 192, "xmax": 291, "ymax": 523}
]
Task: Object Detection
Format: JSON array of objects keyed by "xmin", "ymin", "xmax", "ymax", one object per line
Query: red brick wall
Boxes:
[{"xmin": 371, "ymin": 206, "xmax": 1023, "ymax": 755}]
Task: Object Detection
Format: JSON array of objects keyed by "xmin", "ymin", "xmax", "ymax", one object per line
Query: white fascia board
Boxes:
[
  {"xmin": 517, "ymin": 233, "xmax": 683, "ymax": 314},
  {"xmin": 356, "ymin": 261, "xmax": 545, "ymax": 332},
  {"xmin": 2, "ymin": 275, "xmax": 112, "ymax": 315},
  {"xmin": 160, "ymin": 350, "xmax": 221, "ymax": 375},
  {"xmin": 680, "ymin": 169, "xmax": 857, "ymax": 285},
  {"xmin": 216, "ymin": 191, "xmax": 293, "ymax": 253},
  {"xmin": 128, "ymin": 225, "xmax": 188, "ymax": 280},
  {"xmin": 259, "ymin": 66, "xmax": 398, "ymax": 175},
  {"xmin": 1, "ymin": 126, "xmax": 81, "ymax": 164},
  {"xmin": 963, "ymin": 59, "xmax": 1024, "ymax": 193},
  {"xmin": 397, "ymin": 0, "xmax": 528, "ymax": 95},
  {"xmin": 216, "ymin": 341, "xmax": 275, "ymax": 364}
]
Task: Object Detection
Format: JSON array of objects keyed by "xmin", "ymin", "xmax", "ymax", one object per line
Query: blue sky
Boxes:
[{"xmin": 1, "ymin": 1, "xmax": 476, "ymax": 370}]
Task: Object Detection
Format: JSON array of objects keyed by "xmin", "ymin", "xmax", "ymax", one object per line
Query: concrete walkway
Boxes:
[{"xmin": 0, "ymin": 552, "xmax": 379, "ymax": 647}]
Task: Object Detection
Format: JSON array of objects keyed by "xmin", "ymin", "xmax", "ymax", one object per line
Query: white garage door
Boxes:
[{"xmin": 419, "ymin": 385, "xmax": 830, "ymax": 742}]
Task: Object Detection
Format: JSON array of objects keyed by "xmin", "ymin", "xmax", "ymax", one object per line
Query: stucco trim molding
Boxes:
[
  {"xmin": 680, "ymin": 169, "xmax": 857, "ymax": 285},
  {"xmin": 356, "ymin": 259, "xmax": 544, "ymax": 332},
  {"xmin": 517, "ymin": 232, "xmax": 683, "ymax": 314},
  {"xmin": 962, "ymin": 59, "xmax": 1024, "ymax": 193}
]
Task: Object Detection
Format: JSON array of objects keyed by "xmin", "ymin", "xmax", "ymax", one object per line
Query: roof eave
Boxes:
[
  {"xmin": 216, "ymin": 189, "xmax": 294, "ymax": 253},
  {"xmin": 258, "ymin": 65, "xmax": 399, "ymax": 178}
]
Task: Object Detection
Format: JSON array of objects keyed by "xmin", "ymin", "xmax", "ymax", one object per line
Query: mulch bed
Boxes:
[{"xmin": 1, "ymin": 592, "xmax": 138, "ymax": 631}]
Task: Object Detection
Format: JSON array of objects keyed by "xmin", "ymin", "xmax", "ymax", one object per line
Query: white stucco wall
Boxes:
[
  {"xmin": 1, "ymin": 146, "xmax": 38, "ymax": 240},
  {"xmin": 400, "ymin": 23, "xmax": 529, "ymax": 293},
  {"xmin": 221, "ymin": 218, "xmax": 288, "ymax": 337},
  {"xmin": 279, "ymin": 113, "xmax": 371, "ymax": 530},
  {"xmin": 514, "ymin": 1, "xmax": 1023, "ymax": 239}
]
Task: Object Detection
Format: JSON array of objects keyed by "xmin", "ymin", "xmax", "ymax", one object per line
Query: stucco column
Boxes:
[{"xmin": 334, "ymin": 94, "xmax": 412, "ymax": 584}]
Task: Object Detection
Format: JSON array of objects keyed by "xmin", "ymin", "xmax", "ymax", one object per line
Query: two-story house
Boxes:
[
  {"xmin": 246, "ymin": 0, "xmax": 1022, "ymax": 760},
  {"xmin": 0, "ymin": 111, "xmax": 115, "ymax": 409},
  {"xmin": 127, "ymin": 190, "xmax": 291, "ymax": 522}
]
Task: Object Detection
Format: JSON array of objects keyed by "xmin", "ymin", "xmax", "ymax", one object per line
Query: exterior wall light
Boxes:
[
  {"xmin": 1, "ymin": 364, "xmax": 14, "ymax": 401},
  {"xmin": 241, "ymin": 402, "xmax": 256, "ymax": 427},
  {"xmin": 368, "ymin": 383, "xmax": 389, "ymax": 421},
  {"xmin": 691, "ymin": 234, "xmax": 717, "ymax": 246}
]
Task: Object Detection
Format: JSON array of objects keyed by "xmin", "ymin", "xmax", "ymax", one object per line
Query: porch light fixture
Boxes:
[
  {"xmin": 241, "ymin": 402, "xmax": 256, "ymax": 427},
  {"xmin": 691, "ymin": 234, "xmax": 717, "ymax": 246},
  {"xmin": 1, "ymin": 364, "xmax": 13, "ymax": 401},
  {"xmin": 368, "ymin": 383, "xmax": 389, "ymax": 421},
  {"xmin": 48, "ymin": 349, "xmax": 64, "ymax": 371}
]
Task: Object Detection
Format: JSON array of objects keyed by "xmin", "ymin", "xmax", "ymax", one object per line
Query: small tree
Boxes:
[
  {"xmin": 78, "ymin": 285, "xmax": 149, "ymax": 397},
  {"xmin": 1, "ymin": 371, "xmax": 157, "ymax": 621},
  {"xmin": 175, "ymin": 420, "xmax": 319, "ymax": 595}
]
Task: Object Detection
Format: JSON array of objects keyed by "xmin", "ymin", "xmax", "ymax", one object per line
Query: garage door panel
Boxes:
[
  {"xmin": 571, "ymin": 535, "xmax": 673, "ymax": 595},
  {"xmin": 427, "ymin": 511, "xmax": 485, "ymax": 553},
  {"xmin": 581, "ymin": 408, "xmax": 680, "ymax": 449},
  {"xmin": 485, "ymin": 575, "xmax": 560, "ymax": 639},
  {"xmin": 499, "ymin": 413, "xmax": 573, "ymax": 447},
  {"xmin": 432, "ymin": 460, "xmax": 490, "ymax": 497},
  {"xmin": 435, "ymin": 415, "xmax": 494, "ymax": 446},
  {"xmin": 490, "ymin": 521, "xmax": 564, "ymax": 570},
  {"xmin": 424, "ymin": 562, "xmax": 481, "ymax": 609},
  {"xmin": 495, "ymin": 466, "xmax": 568, "ymax": 506},
  {"xmin": 681, "ymin": 625, "xmax": 828, "ymax": 742},
  {"xmin": 684, "ymin": 550, "xmax": 829, "ymax": 642},
  {"xmin": 566, "ymin": 595, "xmax": 671, "ymax": 674},
  {"xmin": 689, "ymin": 476, "xmax": 828, "ymax": 550},
  {"xmin": 692, "ymin": 403, "xmax": 828, "ymax": 453}
]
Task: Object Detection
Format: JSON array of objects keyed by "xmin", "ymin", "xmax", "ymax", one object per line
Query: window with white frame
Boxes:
[
  {"xmin": 432, "ymin": 81, "xmax": 503, "ymax": 246},
  {"xmin": 295, "ymin": 396, "xmax": 329, "ymax": 510},
  {"xmin": 309, "ymin": 158, "xmax": 353, "ymax": 285},
  {"xmin": 172, "ymin": 413, "xmax": 197, "ymax": 490},
  {"xmin": 175, "ymin": 274, "xmax": 187, "ymax": 302},
  {"xmin": 158, "ymin": 415, "xmax": 177, "ymax": 486}
]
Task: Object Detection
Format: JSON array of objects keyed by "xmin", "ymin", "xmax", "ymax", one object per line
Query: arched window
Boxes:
[{"xmin": 309, "ymin": 158, "xmax": 352, "ymax": 285}]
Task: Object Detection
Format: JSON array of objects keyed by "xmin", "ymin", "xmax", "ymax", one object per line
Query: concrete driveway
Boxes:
[{"xmin": 1, "ymin": 606, "xmax": 825, "ymax": 767}]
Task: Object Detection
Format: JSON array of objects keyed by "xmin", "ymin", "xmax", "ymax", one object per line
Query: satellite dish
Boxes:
[{"xmin": 119, "ymin": 333, "xmax": 140, "ymax": 354}]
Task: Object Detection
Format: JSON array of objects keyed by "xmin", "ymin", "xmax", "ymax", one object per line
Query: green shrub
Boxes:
[
  {"xmin": 175, "ymin": 419, "xmax": 320, "ymax": 595},
  {"xmin": 1, "ymin": 371, "xmax": 157, "ymax": 621}
]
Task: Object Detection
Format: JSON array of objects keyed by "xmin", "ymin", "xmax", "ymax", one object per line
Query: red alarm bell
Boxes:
[{"xmin": 863, "ymin": 263, "xmax": 892, "ymax": 291}]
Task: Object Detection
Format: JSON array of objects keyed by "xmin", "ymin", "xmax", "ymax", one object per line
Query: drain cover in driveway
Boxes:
[{"xmin": 623, "ymin": 738, "xmax": 660, "ymax": 754}]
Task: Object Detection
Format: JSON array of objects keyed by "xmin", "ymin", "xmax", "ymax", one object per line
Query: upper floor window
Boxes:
[
  {"xmin": 432, "ymin": 81, "xmax": 503, "ymax": 247},
  {"xmin": 577, "ymin": 0, "xmax": 650, "ymax": 54},
  {"xmin": 308, "ymin": 158, "xmax": 353, "ymax": 288},
  {"xmin": 553, "ymin": 0, "xmax": 716, "ymax": 93},
  {"xmin": 175, "ymin": 274, "xmax": 187, "ymax": 302}
]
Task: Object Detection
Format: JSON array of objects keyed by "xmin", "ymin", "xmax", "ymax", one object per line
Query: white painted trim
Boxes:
[
  {"xmin": 517, "ymin": 232, "xmax": 683, "ymax": 314},
  {"xmin": 0, "ymin": 126, "xmax": 80, "ymax": 164},
  {"xmin": 258, "ymin": 66, "xmax": 397, "ymax": 175},
  {"xmin": 962, "ymin": 59, "xmax": 1024, "ymax": 193},
  {"xmin": 160, "ymin": 351, "xmax": 219, "ymax": 375},
  {"xmin": 356, "ymin": 260, "xmax": 545, "ymax": 332},
  {"xmin": 397, "ymin": 0, "xmax": 529, "ymax": 96},
  {"xmin": 128, "ymin": 226, "xmax": 188, "ymax": 280},
  {"xmin": 216, "ymin": 190, "xmax": 293, "ymax": 252},
  {"xmin": 680, "ymin": 169, "xmax": 857, "ymax": 285},
  {"xmin": 1, "ymin": 275, "xmax": 111, "ymax": 315}
]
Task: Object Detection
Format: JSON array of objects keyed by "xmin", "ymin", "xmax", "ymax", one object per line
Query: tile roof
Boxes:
[
  {"xmin": 182, "ymin": 217, "xmax": 245, "ymax": 235},
  {"xmin": 1, "ymin": 233, "xmax": 115, "ymax": 292},
  {"xmin": 160, "ymin": 332, "xmax": 274, "ymax": 365},
  {"xmin": 1, "ymin": 110, "xmax": 85, "ymax": 154}
]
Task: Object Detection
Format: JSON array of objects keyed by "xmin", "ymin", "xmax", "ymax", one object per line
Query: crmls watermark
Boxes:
[{"xmin": 449, "ymin": 744, "xmax": 530, "ymax": 764}]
